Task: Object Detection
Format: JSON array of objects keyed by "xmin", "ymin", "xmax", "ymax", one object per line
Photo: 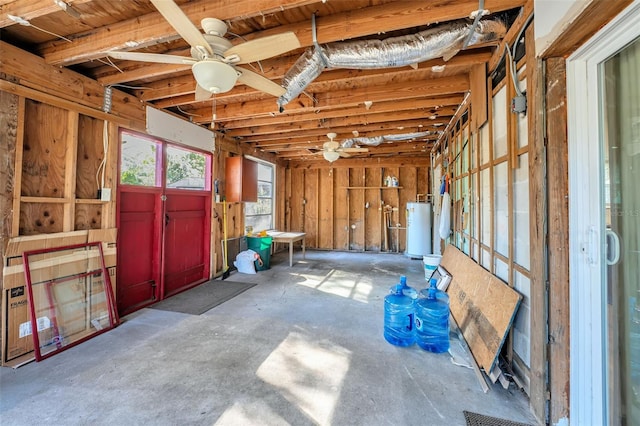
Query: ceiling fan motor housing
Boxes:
[{"xmin": 192, "ymin": 61, "xmax": 239, "ymax": 93}]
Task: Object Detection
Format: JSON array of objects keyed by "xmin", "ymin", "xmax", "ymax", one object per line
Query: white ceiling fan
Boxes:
[
  {"xmin": 106, "ymin": 0, "xmax": 300, "ymax": 100},
  {"xmin": 322, "ymin": 132, "xmax": 369, "ymax": 162}
]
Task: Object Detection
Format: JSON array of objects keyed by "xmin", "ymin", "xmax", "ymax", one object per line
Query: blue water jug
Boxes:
[
  {"xmin": 390, "ymin": 275, "xmax": 417, "ymax": 299},
  {"xmin": 415, "ymin": 279, "xmax": 449, "ymax": 353},
  {"xmin": 384, "ymin": 283, "xmax": 415, "ymax": 347}
]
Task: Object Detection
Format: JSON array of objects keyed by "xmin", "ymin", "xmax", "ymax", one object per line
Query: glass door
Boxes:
[
  {"xmin": 602, "ymin": 36, "xmax": 640, "ymax": 426},
  {"xmin": 567, "ymin": 3, "xmax": 640, "ymax": 424}
]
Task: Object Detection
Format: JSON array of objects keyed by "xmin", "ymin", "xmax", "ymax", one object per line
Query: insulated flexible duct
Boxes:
[
  {"xmin": 278, "ymin": 18, "xmax": 506, "ymax": 108},
  {"xmin": 340, "ymin": 131, "xmax": 439, "ymax": 148}
]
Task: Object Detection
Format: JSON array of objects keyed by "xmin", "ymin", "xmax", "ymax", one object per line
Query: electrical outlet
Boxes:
[{"xmin": 100, "ymin": 188, "xmax": 112, "ymax": 202}]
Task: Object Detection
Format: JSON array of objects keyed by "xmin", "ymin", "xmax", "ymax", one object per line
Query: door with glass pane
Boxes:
[
  {"xmin": 568, "ymin": 5, "xmax": 640, "ymax": 424},
  {"xmin": 118, "ymin": 132, "xmax": 211, "ymax": 314},
  {"xmin": 602, "ymin": 35, "xmax": 640, "ymax": 426}
]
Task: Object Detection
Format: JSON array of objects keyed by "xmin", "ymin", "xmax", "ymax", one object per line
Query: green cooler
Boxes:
[{"xmin": 247, "ymin": 236, "xmax": 272, "ymax": 271}]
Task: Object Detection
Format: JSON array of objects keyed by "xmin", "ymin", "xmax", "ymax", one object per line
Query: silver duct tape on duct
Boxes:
[
  {"xmin": 278, "ymin": 18, "xmax": 506, "ymax": 108},
  {"xmin": 341, "ymin": 131, "xmax": 440, "ymax": 148}
]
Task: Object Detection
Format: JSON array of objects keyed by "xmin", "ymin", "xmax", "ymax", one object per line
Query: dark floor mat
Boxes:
[
  {"xmin": 149, "ymin": 280, "xmax": 256, "ymax": 315},
  {"xmin": 463, "ymin": 411, "xmax": 533, "ymax": 426}
]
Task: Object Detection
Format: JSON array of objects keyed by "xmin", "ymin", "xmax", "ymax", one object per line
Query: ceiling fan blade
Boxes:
[
  {"xmin": 341, "ymin": 148, "xmax": 369, "ymax": 153},
  {"xmin": 106, "ymin": 51, "xmax": 195, "ymax": 64},
  {"xmin": 323, "ymin": 141, "xmax": 340, "ymax": 150},
  {"xmin": 236, "ymin": 67, "xmax": 286, "ymax": 97},
  {"xmin": 339, "ymin": 151, "xmax": 352, "ymax": 158},
  {"xmin": 224, "ymin": 32, "xmax": 300, "ymax": 64},
  {"xmin": 150, "ymin": 0, "xmax": 213, "ymax": 56},
  {"xmin": 194, "ymin": 84, "xmax": 212, "ymax": 101}
]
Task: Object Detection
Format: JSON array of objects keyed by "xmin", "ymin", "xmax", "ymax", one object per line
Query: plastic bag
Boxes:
[
  {"xmin": 234, "ymin": 249, "xmax": 258, "ymax": 274},
  {"xmin": 439, "ymin": 192, "xmax": 451, "ymax": 240}
]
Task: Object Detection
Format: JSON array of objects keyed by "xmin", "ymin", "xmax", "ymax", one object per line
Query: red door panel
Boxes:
[
  {"xmin": 163, "ymin": 193, "xmax": 210, "ymax": 297},
  {"xmin": 117, "ymin": 191, "xmax": 160, "ymax": 314}
]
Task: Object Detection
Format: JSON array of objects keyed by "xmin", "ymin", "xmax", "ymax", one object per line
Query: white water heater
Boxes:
[{"xmin": 405, "ymin": 202, "xmax": 432, "ymax": 258}]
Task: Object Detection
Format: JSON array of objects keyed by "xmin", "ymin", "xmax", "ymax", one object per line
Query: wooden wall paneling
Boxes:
[
  {"xmin": 384, "ymin": 167, "xmax": 400, "ymax": 251},
  {"xmin": 545, "ymin": 57, "xmax": 570, "ymax": 426},
  {"xmin": 102, "ymin": 122, "xmax": 119, "ymax": 229},
  {"xmin": 284, "ymin": 166, "xmax": 291, "ymax": 231},
  {"xmin": 63, "ymin": 111, "xmax": 78, "ymax": 232},
  {"xmin": 318, "ymin": 168, "xmax": 334, "ymax": 249},
  {"xmin": 75, "ymin": 114, "xmax": 103, "ymax": 200},
  {"xmin": 290, "ymin": 168, "xmax": 304, "ymax": 233},
  {"xmin": 417, "ymin": 165, "xmax": 428, "ymax": 199},
  {"xmin": 22, "ymin": 100, "xmax": 67, "ymax": 199},
  {"xmin": 276, "ymin": 164, "xmax": 286, "ymax": 231},
  {"xmin": 348, "ymin": 167, "xmax": 365, "ymax": 251},
  {"xmin": 526, "ymin": 22, "xmax": 549, "ymax": 424},
  {"xmin": 364, "ymin": 168, "xmax": 381, "ymax": 251},
  {"xmin": 10, "ymin": 96, "xmax": 24, "ymax": 238},
  {"xmin": 74, "ymin": 204, "xmax": 102, "ymax": 230},
  {"xmin": 227, "ymin": 202, "xmax": 244, "ymax": 238},
  {"xmin": 333, "ymin": 168, "xmax": 349, "ymax": 250},
  {"xmin": 1, "ymin": 87, "xmax": 18, "ymax": 302},
  {"xmin": 304, "ymin": 169, "xmax": 318, "ymax": 248},
  {"xmin": 470, "ymin": 63, "xmax": 488, "ymax": 131},
  {"xmin": 19, "ymin": 203, "xmax": 64, "ymax": 235},
  {"xmin": 0, "ymin": 42, "xmax": 146, "ymax": 126}
]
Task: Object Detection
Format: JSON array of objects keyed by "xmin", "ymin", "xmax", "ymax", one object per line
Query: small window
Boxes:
[
  {"xmin": 166, "ymin": 145, "xmax": 209, "ymax": 190},
  {"xmin": 120, "ymin": 132, "xmax": 161, "ymax": 187},
  {"xmin": 244, "ymin": 161, "xmax": 274, "ymax": 231}
]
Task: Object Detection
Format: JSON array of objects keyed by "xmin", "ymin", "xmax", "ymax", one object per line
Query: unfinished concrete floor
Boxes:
[{"xmin": 0, "ymin": 250, "xmax": 538, "ymax": 426}]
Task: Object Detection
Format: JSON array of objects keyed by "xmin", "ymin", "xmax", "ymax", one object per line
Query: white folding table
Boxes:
[{"xmin": 267, "ymin": 231, "xmax": 306, "ymax": 267}]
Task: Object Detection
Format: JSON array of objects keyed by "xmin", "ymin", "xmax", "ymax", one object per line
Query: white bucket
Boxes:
[{"xmin": 423, "ymin": 254, "xmax": 442, "ymax": 280}]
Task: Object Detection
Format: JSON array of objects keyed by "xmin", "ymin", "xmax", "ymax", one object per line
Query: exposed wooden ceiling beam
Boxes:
[
  {"xmin": 0, "ymin": 0, "xmax": 92, "ymax": 28},
  {"xmin": 225, "ymin": 108, "xmax": 454, "ymax": 138},
  {"xmin": 233, "ymin": 118, "xmax": 443, "ymax": 143},
  {"xmin": 185, "ymin": 74, "xmax": 469, "ymax": 121},
  {"xmin": 39, "ymin": 0, "xmax": 524, "ymax": 66},
  {"xmin": 219, "ymin": 97, "xmax": 462, "ymax": 129},
  {"xmin": 38, "ymin": 0, "xmax": 320, "ymax": 65}
]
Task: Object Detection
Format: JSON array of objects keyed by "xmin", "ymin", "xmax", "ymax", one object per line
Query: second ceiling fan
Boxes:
[
  {"xmin": 322, "ymin": 133, "xmax": 369, "ymax": 162},
  {"xmin": 106, "ymin": 0, "xmax": 300, "ymax": 100}
]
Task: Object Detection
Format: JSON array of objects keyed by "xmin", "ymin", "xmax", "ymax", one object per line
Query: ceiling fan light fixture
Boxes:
[
  {"xmin": 323, "ymin": 150, "xmax": 340, "ymax": 163},
  {"xmin": 192, "ymin": 61, "xmax": 238, "ymax": 94}
]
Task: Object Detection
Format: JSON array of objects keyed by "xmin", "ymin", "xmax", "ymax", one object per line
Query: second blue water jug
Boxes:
[{"xmin": 414, "ymin": 279, "xmax": 449, "ymax": 353}]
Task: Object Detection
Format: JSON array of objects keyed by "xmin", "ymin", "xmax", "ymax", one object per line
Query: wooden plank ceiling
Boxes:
[{"xmin": 1, "ymin": 0, "xmax": 526, "ymax": 164}]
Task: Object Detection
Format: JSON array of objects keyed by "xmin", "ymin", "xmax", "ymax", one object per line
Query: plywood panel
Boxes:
[
  {"xmin": 365, "ymin": 169, "xmax": 381, "ymax": 251},
  {"xmin": 76, "ymin": 114, "xmax": 104, "ymax": 200},
  {"xmin": 1, "ymin": 88, "xmax": 18, "ymax": 263},
  {"xmin": 304, "ymin": 169, "xmax": 318, "ymax": 248},
  {"xmin": 19, "ymin": 203, "xmax": 64, "ymax": 235},
  {"xmin": 349, "ymin": 168, "xmax": 365, "ymax": 251},
  {"xmin": 441, "ymin": 245, "xmax": 522, "ymax": 373},
  {"xmin": 75, "ymin": 204, "xmax": 103, "ymax": 230},
  {"xmin": 290, "ymin": 168, "xmax": 304, "ymax": 232},
  {"xmin": 21, "ymin": 100, "xmax": 67, "ymax": 198},
  {"xmin": 333, "ymin": 168, "xmax": 349, "ymax": 250},
  {"xmin": 318, "ymin": 168, "xmax": 334, "ymax": 249}
]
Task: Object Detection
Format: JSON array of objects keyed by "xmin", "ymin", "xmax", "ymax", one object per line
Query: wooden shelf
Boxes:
[
  {"xmin": 20, "ymin": 196, "xmax": 68, "ymax": 203},
  {"xmin": 344, "ymin": 186, "xmax": 403, "ymax": 189},
  {"xmin": 76, "ymin": 199, "xmax": 107, "ymax": 205}
]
